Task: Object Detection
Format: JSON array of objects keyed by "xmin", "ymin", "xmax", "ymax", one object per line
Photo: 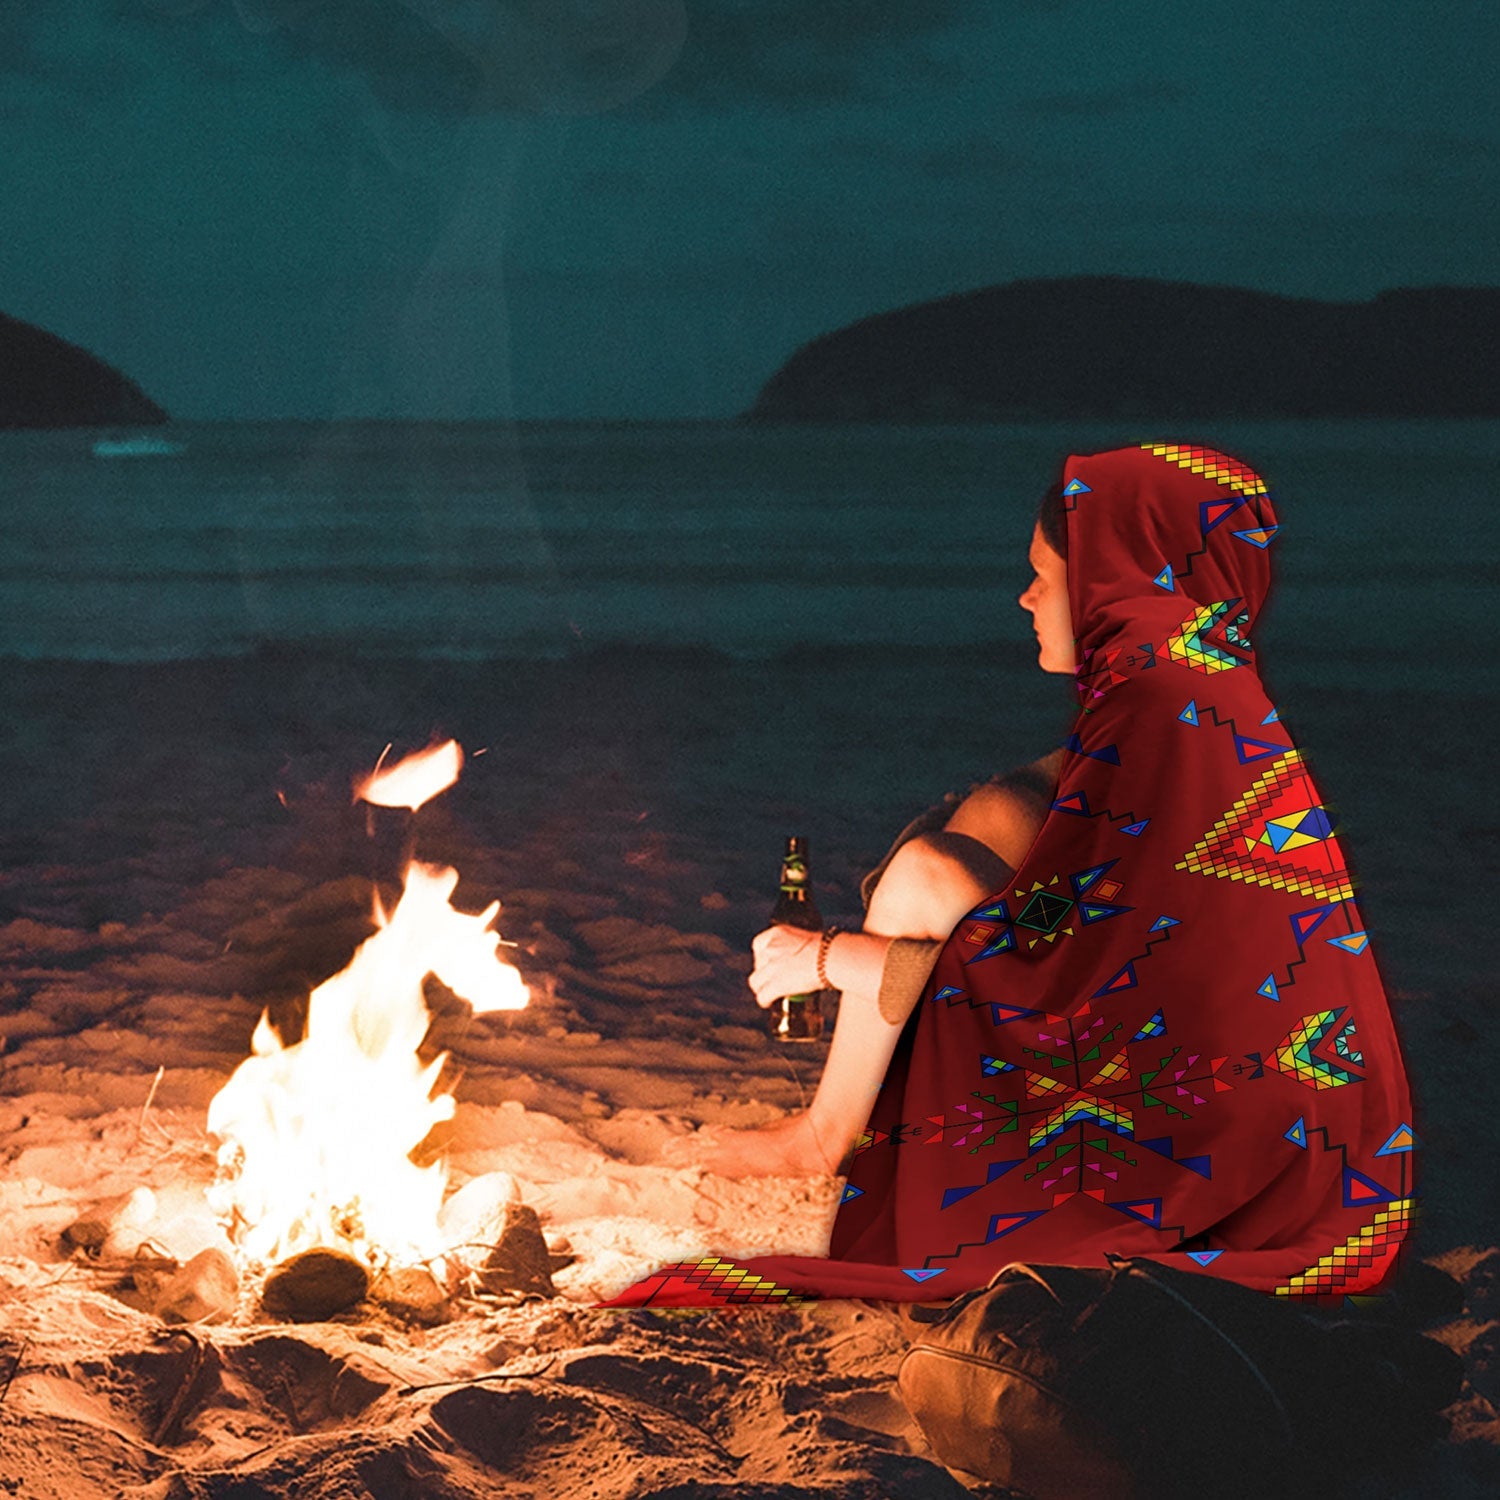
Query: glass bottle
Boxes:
[{"xmin": 769, "ymin": 835, "xmax": 829, "ymax": 1043}]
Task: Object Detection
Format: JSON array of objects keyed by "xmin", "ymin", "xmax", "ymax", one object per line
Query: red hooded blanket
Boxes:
[{"xmin": 597, "ymin": 442, "xmax": 1420, "ymax": 1311}]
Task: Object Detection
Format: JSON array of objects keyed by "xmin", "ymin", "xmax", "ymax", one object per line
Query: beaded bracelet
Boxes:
[{"xmin": 816, "ymin": 925, "xmax": 842, "ymax": 991}]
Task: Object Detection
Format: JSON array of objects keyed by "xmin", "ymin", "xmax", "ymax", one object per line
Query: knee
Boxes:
[{"xmin": 867, "ymin": 833, "xmax": 1003, "ymax": 939}]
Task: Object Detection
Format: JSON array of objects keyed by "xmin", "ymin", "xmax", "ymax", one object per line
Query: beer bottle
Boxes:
[{"xmin": 769, "ymin": 835, "xmax": 829, "ymax": 1043}]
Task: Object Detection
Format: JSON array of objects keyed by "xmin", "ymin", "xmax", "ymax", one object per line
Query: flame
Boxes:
[
  {"xmin": 206, "ymin": 859, "xmax": 529, "ymax": 1268},
  {"xmin": 354, "ymin": 739, "xmax": 463, "ymax": 811}
]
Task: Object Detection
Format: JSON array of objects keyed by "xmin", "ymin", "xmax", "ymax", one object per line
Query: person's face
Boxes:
[{"xmin": 1018, "ymin": 521, "xmax": 1075, "ymax": 674}]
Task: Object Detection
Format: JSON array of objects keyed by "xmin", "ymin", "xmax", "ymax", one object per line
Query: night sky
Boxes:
[{"xmin": 3, "ymin": 0, "xmax": 1497, "ymax": 420}]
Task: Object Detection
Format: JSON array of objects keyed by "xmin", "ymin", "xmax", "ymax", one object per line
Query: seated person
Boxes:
[{"xmin": 679, "ymin": 505, "xmax": 1072, "ymax": 1177}]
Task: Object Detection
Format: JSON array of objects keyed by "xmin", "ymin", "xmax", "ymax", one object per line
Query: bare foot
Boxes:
[{"xmin": 664, "ymin": 1113, "xmax": 843, "ymax": 1179}]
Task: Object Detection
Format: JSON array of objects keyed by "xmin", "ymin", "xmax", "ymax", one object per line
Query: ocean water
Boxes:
[
  {"xmin": 2, "ymin": 418, "xmax": 1496, "ymax": 681},
  {"xmin": 0, "ymin": 418, "xmax": 1495, "ymax": 1000}
]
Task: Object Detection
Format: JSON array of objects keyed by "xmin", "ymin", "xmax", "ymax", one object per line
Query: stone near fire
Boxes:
[
  {"xmin": 478, "ymin": 1202, "xmax": 557, "ymax": 1299},
  {"xmin": 437, "ymin": 1170, "xmax": 523, "ymax": 1255},
  {"xmin": 156, "ymin": 1247, "xmax": 240, "ymax": 1325},
  {"xmin": 261, "ymin": 1247, "xmax": 371, "ymax": 1321},
  {"xmin": 1466, "ymin": 1321, "xmax": 1500, "ymax": 1408},
  {"xmin": 371, "ymin": 1266, "xmax": 452, "ymax": 1327},
  {"xmin": 131, "ymin": 1247, "xmax": 181, "ymax": 1306},
  {"xmin": 61, "ymin": 1185, "xmax": 158, "ymax": 1258},
  {"xmin": 1463, "ymin": 1248, "xmax": 1500, "ymax": 1321}
]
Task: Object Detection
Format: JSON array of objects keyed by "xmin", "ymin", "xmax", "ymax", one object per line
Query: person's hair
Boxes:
[{"xmin": 1036, "ymin": 478, "xmax": 1069, "ymax": 559}]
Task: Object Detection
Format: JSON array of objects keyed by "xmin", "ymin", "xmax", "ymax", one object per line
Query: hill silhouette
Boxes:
[
  {"xmin": 748, "ymin": 277, "xmax": 1500, "ymax": 421},
  {"xmin": 0, "ymin": 313, "xmax": 168, "ymax": 428}
]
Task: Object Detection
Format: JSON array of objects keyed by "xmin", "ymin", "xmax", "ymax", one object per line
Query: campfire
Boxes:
[{"xmin": 64, "ymin": 740, "xmax": 564, "ymax": 1326}]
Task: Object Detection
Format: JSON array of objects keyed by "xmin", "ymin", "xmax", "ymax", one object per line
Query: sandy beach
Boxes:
[{"xmin": 0, "ymin": 644, "xmax": 1494, "ymax": 1499}]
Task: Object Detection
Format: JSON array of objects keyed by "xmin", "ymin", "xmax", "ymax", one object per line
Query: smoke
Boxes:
[{"xmin": 141, "ymin": 0, "xmax": 689, "ymax": 115}]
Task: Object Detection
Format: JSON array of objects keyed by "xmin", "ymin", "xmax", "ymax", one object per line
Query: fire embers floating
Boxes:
[
  {"xmin": 353, "ymin": 738, "xmax": 463, "ymax": 812},
  {"xmin": 206, "ymin": 741, "xmax": 530, "ymax": 1274}
]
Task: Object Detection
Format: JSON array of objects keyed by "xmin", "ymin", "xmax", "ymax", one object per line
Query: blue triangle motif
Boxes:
[
  {"xmin": 1261, "ymin": 707, "xmax": 1280, "ymax": 724},
  {"xmin": 1200, "ymin": 496, "xmax": 1246, "ymax": 533},
  {"xmin": 902, "ymin": 1267, "xmax": 945, "ymax": 1282},
  {"xmin": 931, "ymin": 986, "xmax": 967, "ymax": 1004},
  {"xmin": 1328, "ymin": 932, "xmax": 1370, "ymax": 956},
  {"xmin": 1153, "ymin": 564, "xmax": 1175, "ymax": 592},
  {"xmin": 970, "ymin": 931, "xmax": 1018, "ymax": 962},
  {"xmin": 1149, "ymin": 915, "xmax": 1180, "ymax": 931},
  {"xmin": 1296, "ymin": 808, "xmax": 1335, "ymax": 839},
  {"xmin": 1290, "ymin": 906, "xmax": 1337, "ymax": 945},
  {"xmin": 1375, "ymin": 1122, "xmax": 1418, "ymax": 1157},
  {"xmin": 1108, "ymin": 1197, "xmax": 1163, "ymax": 1228},
  {"xmin": 1079, "ymin": 901, "xmax": 1131, "ymax": 924},
  {"xmin": 1231, "ymin": 525, "xmax": 1279, "ymax": 548},
  {"xmin": 1093, "ymin": 961, "xmax": 1138, "ymax": 996},
  {"xmin": 1119, "ymin": 820, "xmax": 1149, "ymax": 836},
  {"xmin": 1343, "ymin": 1167, "xmax": 1399, "ymax": 1209},
  {"xmin": 1235, "ymin": 734, "xmax": 1290, "ymax": 765},
  {"xmin": 840, "ymin": 1183, "xmax": 864, "ymax": 1203},
  {"xmin": 1178, "ymin": 1155, "xmax": 1212, "ymax": 1179},
  {"xmin": 1064, "ymin": 732, "xmax": 1121, "ymax": 764},
  {"xmin": 1257, "ymin": 975, "xmax": 1281, "ymax": 1002},
  {"xmin": 1072, "ymin": 860, "xmax": 1119, "ymax": 895},
  {"xmin": 1178, "ymin": 700, "xmax": 1200, "ymax": 726},
  {"xmin": 1284, "ymin": 1116, "xmax": 1307, "ymax": 1148},
  {"xmin": 986, "ymin": 1209, "xmax": 1047, "ymax": 1242},
  {"xmin": 990, "ymin": 1003, "xmax": 1041, "ymax": 1025},
  {"xmin": 941, "ymin": 1183, "xmax": 983, "ymax": 1209},
  {"xmin": 1062, "ymin": 478, "xmax": 1092, "ymax": 496},
  {"xmin": 1186, "ymin": 1249, "xmax": 1225, "ymax": 1266}
]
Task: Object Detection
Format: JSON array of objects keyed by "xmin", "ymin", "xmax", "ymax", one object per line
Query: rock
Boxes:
[
  {"xmin": 371, "ymin": 1266, "xmax": 451, "ymax": 1327},
  {"xmin": 62, "ymin": 1186, "xmax": 158, "ymax": 1257},
  {"xmin": 131, "ymin": 1248, "xmax": 181, "ymax": 1306},
  {"xmin": 438, "ymin": 1171, "xmax": 524, "ymax": 1262},
  {"xmin": 1392, "ymin": 1259, "xmax": 1467, "ymax": 1329},
  {"xmin": 1465, "ymin": 1320, "xmax": 1500, "ymax": 1407},
  {"xmin": 478, "ymin": 1203, "xmax": 557, "ymax": 1299},
  {"xmin": 156, "ymin": 1247, "xmax": 239, "ymax": 1325},
  {"xmin": 261, "ymin": 1247, "xmax": 370, "ymax": 1321},
  {"xmin": 1463, "ymin": 1248, "xmax": 1500, "ymax": 1322}
]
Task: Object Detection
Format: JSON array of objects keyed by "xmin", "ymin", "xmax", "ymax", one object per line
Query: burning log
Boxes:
[{"xmin": 206, "ymin": 740, "xmax": 530, "ymax": 1289}]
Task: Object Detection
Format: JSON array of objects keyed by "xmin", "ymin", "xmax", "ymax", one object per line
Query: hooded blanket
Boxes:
[{"xmin": 597, "ymin": 442, "xmax": 1420, "ymax": 1311}]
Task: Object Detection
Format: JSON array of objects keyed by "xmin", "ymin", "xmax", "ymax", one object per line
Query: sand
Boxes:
[{"xmin": 0, "ymin": 649, "xmax": 1496, "ymax": 1498}]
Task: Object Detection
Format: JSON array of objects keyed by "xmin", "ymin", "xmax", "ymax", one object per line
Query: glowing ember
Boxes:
[
  {"xmin": 354, "ymin": 739, "xmax": 463, "ymax": 812},
  {"xmin": 207, "ymin": 743, "xmax": 528, "ymax": 1271}
]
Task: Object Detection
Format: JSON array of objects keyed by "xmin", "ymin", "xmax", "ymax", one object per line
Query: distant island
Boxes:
[
  {"xmin": 747, "ymin": 277, "xmax": 1500, "ymax": 421},
  {"xmin": 0, "ymin": 312, "xmax": 168, "ymax": 428}
]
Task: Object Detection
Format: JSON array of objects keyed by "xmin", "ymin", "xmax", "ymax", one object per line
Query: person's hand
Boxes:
[{"xmin": 748, "ymin": 923, "xmax": 822, "ymax": 1008}]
